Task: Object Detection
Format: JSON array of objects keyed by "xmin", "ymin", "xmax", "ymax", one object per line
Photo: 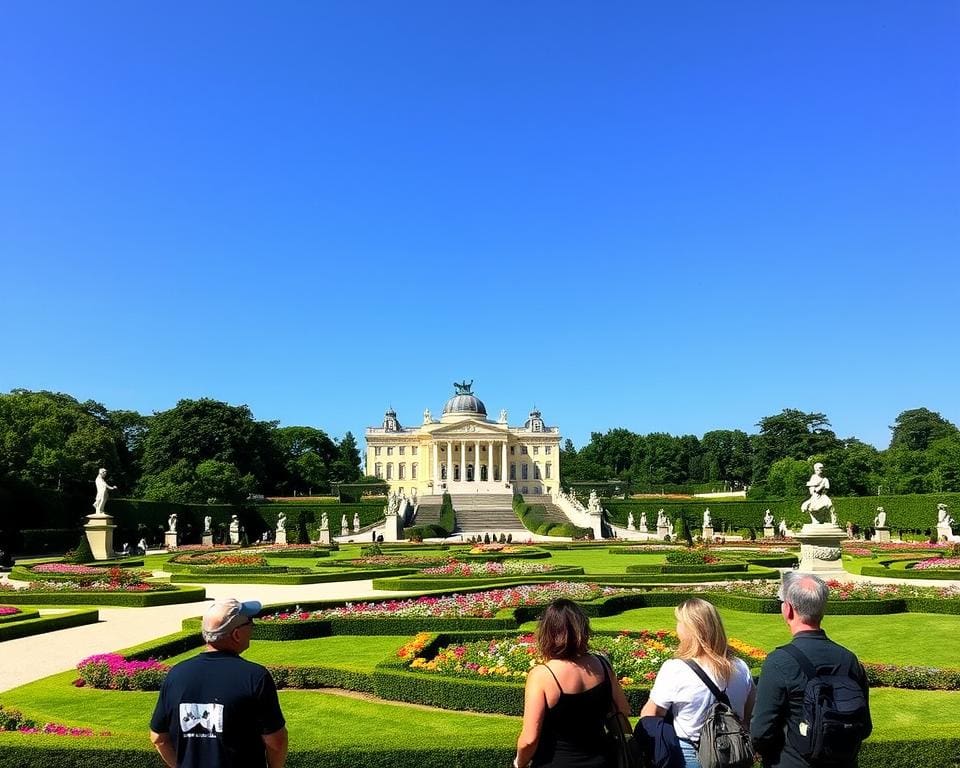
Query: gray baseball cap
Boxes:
[{"xmin": 202, "ymin": 598, "xmax": 262, "ymax": 641}]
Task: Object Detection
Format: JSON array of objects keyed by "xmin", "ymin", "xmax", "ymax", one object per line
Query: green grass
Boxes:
[
  {"xmin": 583, "ymin": 607, "xmax": 960, "ymax": 667},
  {"xmin": 162, "ymin": 636, "xmax": 410, "ymax": 672}
]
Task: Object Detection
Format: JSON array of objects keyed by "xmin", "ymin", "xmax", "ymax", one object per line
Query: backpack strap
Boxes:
[
  {"xmin": 683, "ymin": 660, "xmax": 731, "ymax": 707},
  {"xmin": 781, "ymin": 644, "xmax": 818, "ymax": 680}
]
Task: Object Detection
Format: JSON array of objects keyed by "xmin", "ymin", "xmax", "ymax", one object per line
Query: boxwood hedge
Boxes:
[
  {"xmin": 0, "ymin": 608, "xmax": 99, "ymax": 641},
  {"xmin": 0, "ymin": 585, "xmax": 206, "ymax": 606}
]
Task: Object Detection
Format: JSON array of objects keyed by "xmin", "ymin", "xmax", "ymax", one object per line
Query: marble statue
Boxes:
[
  {"xmin": 938, "ymin": 503, "xmax": 954, "ymax": 527},
  {"xmin": 276, "ymin": 512, "xmax": 286, "ymax": 533},
  {"xmin": 341, "ymin": 514, "xmax": 349, "ymax": 532},
  {"xmin": 92, "ymin": 468, "xmax": 117, "ymax": 516},
  {"xmin": 229, "ymin": 515, "xmax": 240, "ymax": 544},
  {"xmin": 656, "ymin": 509, "xmax": 666, "ymax": 528},
  {"xmin": 667, "ymin": 520, "xmax": 675, "ymax": 538},
  {"xmin": 627, "ymin": 512, "xmax": 635, "ymax": 531},
  {"xmin": 498, "ymin": 409, "xmax": 508, "ymax": 423},
  {"xmin": 587, "ymin": 491, "xmax": 602, "ymax": 515},
  {"xmin": 703, "ymin": 509, "xmax": 712, "ymax": 528},
  {"xmin": 167, "ymin": 513, "xmax": 177, "ymax": 533},
  {"xmin": 873, "ymin": 507, "xmax": 886, "ymax": 528},
  {"xmin": 203, "ymin": 515, "xmax": 212, "ymax": 534},
  {"xmin": 423, "ymin": 408, "xmax": 432, "ymax": 424},
  {"xmin": 763, "ymin": 509, "xmax": 774, "ymax": 527},
  {"xmin": 778, "ymin": 519, "xmax": 788, "ymax": 537},
  {"xmin": 353, "ymin": 512, "xmax": 360, "ymax": 532},
  {"xmin": 801, "ymin": 462, "xmax": 834, "ymax": 524},
  {"xmin": 639, "ymin": 512, "xmax": 648, "ymax": 532},
  {"xmin": 320, "ymin": 511, "xmax": 329, "ymax": 530}
]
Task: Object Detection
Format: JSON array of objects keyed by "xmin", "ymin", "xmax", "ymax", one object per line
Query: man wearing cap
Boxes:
[{"xmin": 149, "ymin": 598, "xmax": 288, "ymax": 767}]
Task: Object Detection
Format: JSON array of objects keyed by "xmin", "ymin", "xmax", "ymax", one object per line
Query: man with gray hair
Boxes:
[
  {"xmin": 751, "ymin": 572, "xmax": 871, "ymax": 768},
  {"xmin": 149, "ymin": 598, "xmax": 287, "ymax": 767}
]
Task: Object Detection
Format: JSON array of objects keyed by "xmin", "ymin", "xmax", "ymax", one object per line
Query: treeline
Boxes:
[
  {"xmin": 0, "ymin": 390, "xmax": 363, "ymax": 504},
  {"xmin": 560, "ymin": 408, "xmax": 960, "ymax": 497}
]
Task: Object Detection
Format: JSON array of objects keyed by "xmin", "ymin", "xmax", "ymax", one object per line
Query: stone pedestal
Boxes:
[
  {"xmin": 84, "ymin": 514, "xmax": 116, "ymax": 561},
  {"xmin": 874, "ymin": 527, "xmax": 890, "ymax": 543},
  {"xmin": 763, "ymin": 526, "xmax": 775, "ymax": 538},
  {"xmin": 657, "ymin": 525, "xmax": 669, "ymax": 540},
  {"xmin": 936, "ymin": 525, "xmax": 956, "ymax": 543},
  {"xmin": 164, "ymin": 531, "xmax": 178, "ymax": 550},
  {"xmin": 202, "ymin": 533, "xmax": 213, "ymax": 546},
  {"xmin": 639, "ymin": 526, "xmax": 648, "ymax": 534},
  {"xmin": 317, "ymin": 527, "xmax": 331, "ymax": 545},
  {"xmin": 702, "ymin": 526, "xmax": 714, "ymax": 541},
  {"xmin": 796, "ymin": 523, "xmax": 846, "ymax": 573},
  {"xmin": 275, "ymin": 530, "xmax": 287, "ymax": 545},
  {"xmin": 383, "ymin": 512, "xmax": 402, "ymax": 542}
]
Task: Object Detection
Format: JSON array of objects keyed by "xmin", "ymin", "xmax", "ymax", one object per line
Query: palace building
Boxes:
[{"xmin": 365, "ymin": 381, "xmax": 561, "ymax": 500}]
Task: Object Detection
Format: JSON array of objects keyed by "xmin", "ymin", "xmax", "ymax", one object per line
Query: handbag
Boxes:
[{"xmin": 596, "ymin": 654, "xmax": 642, "ymax": 768}]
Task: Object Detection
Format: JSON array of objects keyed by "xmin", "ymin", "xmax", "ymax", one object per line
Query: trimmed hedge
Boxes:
[
  {"xmin": 455, "ymin": 548, "xmax": 552, "ymax": 562},
  {"xmin": 0, "ymin": 585, "xmax": 206, "ymax": 606},
  {"xmin": 0, "ymin": 608, "xmax": 99, "ymax": 641},
  {"xmin": 625, "ymin": 563, "xmax": 749, "ymax": 574},
  {"xmin": 16, "ymin": 528, "xmax": 79, "ymax": 555},
  {"xmin": 0, "ymin": 607, "xmax": 38, "ymax": 624},
  {"xmin": 513, "ymin": 494, "xmax": 592, "ymax": 538},
  {"xmin": 170, "ymin": 568, "xmax": 416, "ymax": 585},
  {"xmin": 860, "ymin": 562, "xmax": 960, "ymax": 580}
]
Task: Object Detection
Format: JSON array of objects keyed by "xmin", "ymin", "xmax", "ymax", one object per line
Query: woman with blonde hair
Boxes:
[
  {"xmin": 515, "ymin": 599, "xmax": 631, "ymax": 768},
  {"xmin": 640, "ymin": 598, "xmax": 755, "ymax": 768}
]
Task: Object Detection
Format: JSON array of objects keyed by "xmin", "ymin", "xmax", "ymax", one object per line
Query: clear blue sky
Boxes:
[{"xmin": 1, "ymin": 2, "xmax": 958, "ymax": 450}]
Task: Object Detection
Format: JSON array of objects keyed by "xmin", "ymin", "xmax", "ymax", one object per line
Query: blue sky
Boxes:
[{"xmin": 1, "ymin": 2, "xmax": 958, "ymax": 450}]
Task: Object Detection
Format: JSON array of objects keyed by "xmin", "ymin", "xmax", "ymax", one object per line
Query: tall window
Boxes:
[
  {"xmin": 411, "ymin": 462, "xmax": 418, "ymax": 479},
  {"xmin": 534, "ymin": 463, "xmax": 541, "ymax": 480},
  {"xmin": 545, "ymin": 463, "xmax": 552, "ymax": 479},
  {"xmin": 398, "ymin": 463, "xmax": 405, "ymax": 479},
  {"xmin": 411, "ymin": 446, "xmax": 418, "ymax": 456},
  {"xmin": 375, "ymin": 447, "xmax": 382, "ymax": 456},
  {"xmin": 387, "ymin": 446, "xmax": 393, "ymax": 456},
  {"xmin": 522, "ymin": 463, "xmax": 528, "ymax": 480},
  {"xmin": 510, "ymin": 463, "xmax": 516, "ymax": 480},
  {"xmin": 521, "ymin": 446, "xmax": 528, "ymax": 455},
  {"xmin": 545, "ymin": 446, "xmax": 552, "ymax": 454},
  {"xmin": 399, "ymin": 446, "xmax": 405, "ymax": 455},
  {"xmin": 533, "ymin": 446, "xmax": 539, "ymax": 455},
  {"xmin": 386, "ymin": 464, "xmax": 393, "ymax": 479},
  {"xmin": 375, "ymin": 463, "xmax": 383, "ymax": 479}
]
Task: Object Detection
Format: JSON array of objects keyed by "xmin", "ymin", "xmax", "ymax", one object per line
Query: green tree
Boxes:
[
  {"xmin": 752, "ymin": 409, "xmax": 840, "ymax": 482},
  {"xmin": 763, "ymin": 457, "xmax": 811, "ymax": 498},
  {"xmin": 275, "ymin": 426, "xmax": 338, "ymax": 494},
  {"xmin": 822, "ymin": 439, "xmax": 882, "ymax": 497},
  {"xmin": 889, "ymin": 408, "xmax": 958, "ymax": 451},
  {"xmin": 331, "ymin": 431, "xmax": 362, "ymax": 483},
  {"xmin": 926, "ymin": 434, "xmax": 960, "ymax": 492},
  {"xmin": 194, "ymin": 460, "xmax": 252, "ymax": 504},
  {"xmin": 700, "ymin": 429, "xmax": 752, "ymax": 484}
]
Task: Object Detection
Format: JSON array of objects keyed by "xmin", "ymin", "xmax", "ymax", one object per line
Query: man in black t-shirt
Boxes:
[{"xmin": 149, "ymin": 598, "xmax": 288, "ymax": 768}]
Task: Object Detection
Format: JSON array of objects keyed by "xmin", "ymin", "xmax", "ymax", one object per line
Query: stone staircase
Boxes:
[{"xmin": 411, "ymin": 494, "xmax": 574, "ymax": 535}]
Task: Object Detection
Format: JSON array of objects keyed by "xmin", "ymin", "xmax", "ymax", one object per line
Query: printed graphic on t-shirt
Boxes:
[{"xmin": 179, "ymin": 702, "xmax": 224, "ymax": 738}]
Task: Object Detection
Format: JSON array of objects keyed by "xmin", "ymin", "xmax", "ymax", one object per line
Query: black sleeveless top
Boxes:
[{"xmin": 531, "ymin": 656, "xmax": 612, "ymax": 768}]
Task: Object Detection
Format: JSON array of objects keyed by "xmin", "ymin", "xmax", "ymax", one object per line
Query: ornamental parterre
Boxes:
[
  {"xmin": 419, "ymin": 560, "xmax": 554, "ymax": 576},
  {"xmin": 0, "ymin": 606, "xmax": 21, "ymax": 616},
  {"xmin": 76, "ymin": 653, "xmax": 169, "ymax": 690},
  {"xmin": 170, "ymin": 552, "xmax": 268, "ymax": 567},
  {"xmin": 345, "ymin": 554, "xmax": 453, "ymax": 568},
  {"xmin": 599, "ymin": 581, "xmax": 960, "ymax": 601},
  {"xmin": 261, "ymin": 582, "xmax": 603, "ymax": 621},
  {"xmin": 911, "ymin": 558, "xmax": 960, "ymax": 571}
]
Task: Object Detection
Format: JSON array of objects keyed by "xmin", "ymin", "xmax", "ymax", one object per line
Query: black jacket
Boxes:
[{"xmin": 750, "ymin": 629, "xmax": 872, "ymax": 768}]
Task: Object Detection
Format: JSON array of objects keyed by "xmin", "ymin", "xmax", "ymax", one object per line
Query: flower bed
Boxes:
[
  {"xmin": 0, "ymin": 704, "xmax": 108, "ymax": 737},
  {"xmin": 30, "ymin": 564, "xmax": 109, "ymax": 576},
  {"xmin": 76, "ymin": 654, "xmax": 169, "ymax": 691},
  {"xmin": 170, "ymin": 552, "xmax": 268, "ymax": 567},
  {"xmin": 665, "ymin": 548, "xmax": 720, "ymax": 565},
  {"xmin": 617, "ymin": 579, "xmax": 960, "ymax": 602},
  {"xmin": 911, "ymin": 558, "xmax": 960, "ymax": 571},
  {"xmin": 0, "ymin": 606, "xmax": 21, "ymax": 617},
  {"xmin": 1, "ymin": 566, "xmax": 171, "ymax": 592},
  {"xmin": 419, "ymin": 560, "xmax": 555, "ymax": 577},
  {"xmin": 340, "ymin": 555, "xmax": 454, "ymax": 568},
  {"xmin": 261, "ymin": 582, "xmax": 604, "ymax": 622}
]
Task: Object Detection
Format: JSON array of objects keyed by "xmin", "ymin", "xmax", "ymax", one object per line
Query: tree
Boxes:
[
  {"xmin": 763, "ymin": 458, "xmax": 812, "ymax": 499},
  {"xmin": 331, "ymin": 431, "xmax": 362, "ymax": 483},
  {"xmin": 889, "ymin": 408, "xmax": 958, "ymax": 451},
  {"xmin": 926, "ymin": 434, "xmax": 960, "ymax": 492},
  {"xmin": 752, "ymin": 409, "xmax": 840, "ymax": 482},
  {"xmin": 822, "ymin": 439, "xmax": 882, "ymax": 497},
  {"xmin": 275, "ymin": 426, "xmax": 338, "ymax": 494},
  {"xmin": 700, "ymin": 430, "xmax": 752, "ymax": 484}
]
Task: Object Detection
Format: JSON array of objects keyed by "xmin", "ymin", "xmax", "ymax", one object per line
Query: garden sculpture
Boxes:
[
  {"xmin": 874, "ymin": 507, "xmax": 886, "ymax": 528},
  {"xmin": 801, "ymin": 462, "xmax": 834, "ymax": 524},
  {"xmin": 276, "ymin": 512, "xmax": 286, "ymax": 534},
  {"xmin": 92, "ymin": 467, "xmax": 117, "ymax": 516},
  {"xmin": 167, "ymin": 513, "xmax": 177, "ymax": 533},
  {"xmin": 764, "ymin": 509, "xmax": 774, "ymax": 527}
]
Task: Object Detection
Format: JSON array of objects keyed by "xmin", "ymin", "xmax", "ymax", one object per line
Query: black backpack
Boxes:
[
  {"xmin": 683, "ymin": 660, "xmax": 754, "ymax": 768},
  {"xmin": 781, "ymin": 644, "xmax": 870, "ymax": 765}
]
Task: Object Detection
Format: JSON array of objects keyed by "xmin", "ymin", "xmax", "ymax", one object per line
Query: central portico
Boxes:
[{"xmin": 365, "ymin": 381, "xmax": 561, "ymax": 499}]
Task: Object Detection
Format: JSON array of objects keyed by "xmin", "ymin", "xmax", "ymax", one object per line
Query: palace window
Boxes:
[
  {"xmin": 375, "ymin": 447, "xmax": 382, "ymax": 456},
  {"xmin": 522, "ymin": 486, "xmax": 529, "ymax": 494},
  {"xmin": 411, "ymin": 462, "xmax": 418, "ymax": 479},
  {"xmin": 510, "ymin": 463, "xmax": 516, "ymax": 480},
  {"xmin": 386, "ymin": 464, "xmax": 393, "ymax": 479},
  {"xmin": 375, "ymin": 463, "xmax": 383, "ymax": 479},
  {"xmin": 387, "ymin": 447, "xmax": 393, "ymax": 456},
  {"xmin": 399, "ymin": 446, "xmax": 405, "ymax": 455},
  {"xmin": 398, "ymin": 463, "xmax": 405, "ymax": 479},
  {"xmin": 510, "ymin": 446, "xmax": 515, "ymax": 455},
  {"xmin": 522, "ymin": 463, "xmax": 528, "ymax": 480},
  {"xmin": 533, "ymin": 446, "xmax": 539, "ymax": 455},
  {"xmin": 521, "ymin": 446, "xmax": 528, "ymax": 455},
  {"xmin": 545, "ymin": 446, "xmax": 551, "ymax": 454},
  {"xmin": 534, "ymin": 463, "xmax": 541, "ymax": 480},
  {"xmin": 411, "ymin": 446, "xmax": 418, "ymax": 456},
  {"xmin": 545, "ymin": 463, "xmax": 552, "ymax": 479}
]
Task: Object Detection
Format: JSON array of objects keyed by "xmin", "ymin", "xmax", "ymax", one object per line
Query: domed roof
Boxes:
[{"xmin": 442, "ymin": 393, "xmax": 487, "ymax": 416}]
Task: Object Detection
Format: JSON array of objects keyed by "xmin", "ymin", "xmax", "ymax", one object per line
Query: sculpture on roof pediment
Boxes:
[
  {"xmin": 498, "ymin": 409, "xmax": 508, "ymax": 423},
  {"xmin": 453, "ymin": 379, "xmax": 474, "ymax": 395},
  {"xmin": 462, "ymin": 424, "xmax": 477, "ymax": 432}
]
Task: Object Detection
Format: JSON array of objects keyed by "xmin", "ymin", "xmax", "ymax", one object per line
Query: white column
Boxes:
[
  {"xmin": 433, "ymin": 442, "xmax": 439, "ymax": 486},
  {"xmin": 501, "ymin": 442, "xmax": 508, "ymax": 483},
  {"xmin": 488, "ymin": 440, "xmax": 493, "ymax": 483},
  {"xmin": 447, "ymin": 441, "xmax": 452, "ymax": 481},
  {"xmin": 475, "ymin": 440, "xmax": 480, "ymax": 482},
  {"xmin": 460, "ymin": 440, "xmax": 465, "ymax": 481}
]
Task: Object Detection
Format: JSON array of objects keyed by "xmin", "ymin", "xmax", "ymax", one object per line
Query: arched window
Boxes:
[
  {"xmin": 386, "ymin": 464, "xmax": 393, "ymax": 480},
  {"xmin": 411, "ymin": 462, "xmax": 418, "ymax": 479},
  {"xmin": 375, "ymin": 463, "xmax": 383, "ymax": 479},
  {"xmin": 398, "ymin": 463, "xmax": 405, "ymax": 480}
]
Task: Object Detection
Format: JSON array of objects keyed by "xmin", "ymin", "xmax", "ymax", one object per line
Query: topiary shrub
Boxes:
[{"xmin": 63, "ymin": 534, "xmax": 95, "ymax": 564}]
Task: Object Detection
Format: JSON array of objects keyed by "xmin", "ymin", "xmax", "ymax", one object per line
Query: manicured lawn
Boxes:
[
  {"xmin": 534, "ymin": 549, "xmax": 664, "ymax": 574},
  {"xmin": 583, "ymin": 607, "xmax": 960, "ymax": 667}
]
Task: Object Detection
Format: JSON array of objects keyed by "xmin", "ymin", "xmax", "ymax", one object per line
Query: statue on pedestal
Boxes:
[
  {"xmin": 639, "ymin": 512, "xmax": 648, "ymax": 532},
  {"xmin": 763, "ymin": 509, "xmax": 774, "ymax": 527},
  {"xmin": 320, "ymin": 511, "xmax": 329, "ymax": 530},
  {"xmin": 203, "ymin": 515, "xmax": 212, "ymax": 534},
  {"xmin": 587, "ymin": 491, "xmax": 602, "ymax": 516},
  {"xmin": 703, "ymin": 509, "xmax": 712, "ymax": 528},
  {"xmin": 656, "ymin": 509, "xmax": 666, "ymax": 528},
  {"xmin": 229, "ymin": 515, "xmax": 240, "ymax": 544},
  {"xmin": 167, "ymin": 513, "xmax": 178, "ymax": 533},
  {"xmin": 353, "ymin": 512, "xmax": 360, "ymax": 532},
  {"xmin": 778, "ymin": 519, "xmax": 788, "ymax": 537},
  {"xmin": 92, "ymin": 468, "xmax": 117, "ymax": 516},
  {"xmin": 873, "ymin": 507, "xmax": 886, "ymax": 528},
  {"xmin": 423, "ymin": 408, "xmax": 432, "ymax": 424},
  {"xmin": 276, "ymin": 512, "xmax": 286, "ymax": 534},
  {"xmin": 801, "ymin": 462, "xmax": 835, "ymax": 524},
  {"xmin": 341, "ymin": 514, "xmax": 349, "ymax": 532},
  {"xmin": 627, "ymin": 512, "xmax": 635, "ymax": 531}
]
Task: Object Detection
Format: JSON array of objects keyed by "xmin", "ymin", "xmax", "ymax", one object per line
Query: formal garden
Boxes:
[{"xmin": 1, "ymin": 538, "xmax": 959, "ymax": 768}]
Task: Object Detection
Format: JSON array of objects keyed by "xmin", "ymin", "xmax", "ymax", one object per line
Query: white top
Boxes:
[{"xmin": 649, "ymin": 657, "xmax": 753, "ymax": 741}]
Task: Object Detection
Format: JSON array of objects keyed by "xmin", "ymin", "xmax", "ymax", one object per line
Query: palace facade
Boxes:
[{"xmin": 365, "ymin": 382, "xmax": 561, "ymax": 499}]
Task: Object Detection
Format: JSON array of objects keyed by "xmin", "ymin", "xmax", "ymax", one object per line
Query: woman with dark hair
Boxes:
[
  {"xmin": 514, "ymin": 599, "xmax": 631, "ymax": 768},
  {"xmin": 640, "ymin": 598, "xmax": 755, "ymax": 768}
]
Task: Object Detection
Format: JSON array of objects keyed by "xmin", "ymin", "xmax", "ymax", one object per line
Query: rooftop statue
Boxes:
[{"xmin": 453, "ymin": 379, "xmax": 474, "ymax": 395}]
